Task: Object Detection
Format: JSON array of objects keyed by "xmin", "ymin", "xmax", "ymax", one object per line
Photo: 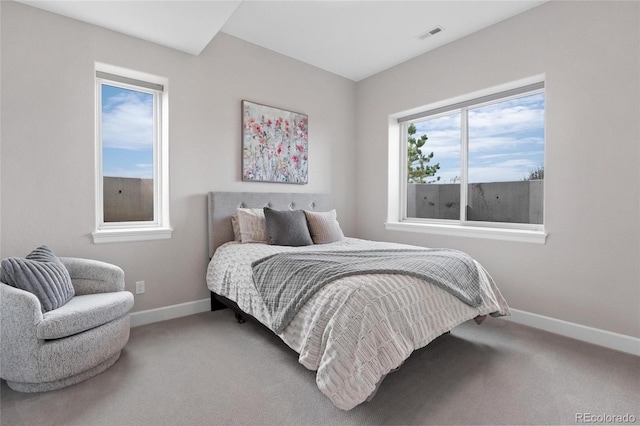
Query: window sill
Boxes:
[
  {"xmin": 384, "ymin": 221, "xmax": 547, "ymax": 244},
  {"xmin": 92, "ymin": 227, "xmax": 173, "ymax": 244}
]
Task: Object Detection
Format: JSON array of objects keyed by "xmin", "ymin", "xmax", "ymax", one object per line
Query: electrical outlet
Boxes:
[{"xmin": 135, "ymin": 281, "xmax": 145, "ymax": 294}]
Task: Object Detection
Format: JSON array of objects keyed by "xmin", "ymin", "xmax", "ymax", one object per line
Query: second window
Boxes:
[{"xmin": 400, "ymin": 82, "xmax": 545, "ymax": 229}]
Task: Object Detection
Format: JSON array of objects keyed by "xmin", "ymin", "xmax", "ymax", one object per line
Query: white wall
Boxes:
[
  {"xmin": 2, "ymin": 1, "xmax": 638, "ymax": 341},
  {"xmin": 0, "ymin": 2, "xmax": 356, "ymax": 313},
  {"xmin": 355, "ymin": 1, "xmax": 640, "ymax": 338}
]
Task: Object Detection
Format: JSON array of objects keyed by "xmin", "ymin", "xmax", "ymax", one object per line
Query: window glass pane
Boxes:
[
  {"xmin": 467, "ymin": 92, "xmax": 545, "ymax": 224},
  {"xmin": 101, "ymin": 84, "xmax": 154, "ymax": 222},
  {"xmin": 407, "ymin": 112, "xmax": 461, "ymax": 220}
]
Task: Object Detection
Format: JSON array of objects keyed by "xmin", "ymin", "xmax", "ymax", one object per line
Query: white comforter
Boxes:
[{"xmin": 206, "ymin": 238, "xmax": 510, "ymax": 410}]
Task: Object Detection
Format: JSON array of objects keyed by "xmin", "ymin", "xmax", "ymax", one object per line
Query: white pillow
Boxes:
[
  {"xmin": 304, "ymin": 209, "xmax": 345, "ymax": 244},
  {"xmin": 236, "ymin": 208, "xmax": 268, "ymax": 243}
]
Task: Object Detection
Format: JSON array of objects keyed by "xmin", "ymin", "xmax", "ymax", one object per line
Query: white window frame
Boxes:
[
  {"xmin": 93, "ymin": 63, "xmax": 171, "ymax": 244},
  {"xmin": 386, "ymin": 76, "xmax": 547, "ymax": 244}
]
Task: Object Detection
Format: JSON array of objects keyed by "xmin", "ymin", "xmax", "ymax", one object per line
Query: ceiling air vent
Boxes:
[{"xmin": 416, "ymin": 26, "xmax": 444, "ymax": 40}]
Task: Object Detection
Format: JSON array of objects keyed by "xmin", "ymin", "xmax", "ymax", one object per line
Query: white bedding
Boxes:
[{"xmin": 206, "ymin": 238, "xmax": 510, "ymax": 410}]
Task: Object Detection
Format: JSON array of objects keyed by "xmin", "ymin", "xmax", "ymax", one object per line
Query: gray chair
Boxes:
[{"xmin": 0, "ymin": 257, "xmax": 134, "ymax": 392}]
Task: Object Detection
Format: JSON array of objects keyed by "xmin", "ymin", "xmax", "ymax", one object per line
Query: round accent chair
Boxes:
[{"xmin": 0, "ymin": 249, "xmax": 134, "ymax": 392}]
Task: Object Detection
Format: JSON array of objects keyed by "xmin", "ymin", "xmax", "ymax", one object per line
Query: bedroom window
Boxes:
[
  {"xmin": 387, "ymin": 77, "xmax": 546, "ymax": 243},
  {"xmin": 93, "ymin": 64, "xmax": 171, "ymax": 243}
]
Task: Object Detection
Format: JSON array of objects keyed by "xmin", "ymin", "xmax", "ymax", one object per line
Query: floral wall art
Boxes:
[{"xmin": 242, "ymin": 100, "xmax": 308, "ymax": 184}]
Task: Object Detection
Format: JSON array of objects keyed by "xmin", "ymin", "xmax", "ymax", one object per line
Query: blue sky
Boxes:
[
  {"xmin": 102, "ymin": 84, "xmax": 154, "ymax": 179},
  {"xmin": 413, "ymin": 92, "xmax": 545, "ymax": 183}
]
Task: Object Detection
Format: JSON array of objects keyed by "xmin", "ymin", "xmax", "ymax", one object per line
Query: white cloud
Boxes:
[
  {"xmin": 469, "ymin": 158, "xmax": 539, "ymax": 183},
  {"xmin": 469, "ymin": 107, "xmax": 544, "ymax": 139},
  {"xmin": 468, "ymin": 135, "xmax": 544, "ymax": 153},
  {"xmin": 409, "ymin": 93, "xmax": 545, "ymax": 183},
  {"xmin": 102, "ymin": 91, "xmax": 153, "ymax": 151}
]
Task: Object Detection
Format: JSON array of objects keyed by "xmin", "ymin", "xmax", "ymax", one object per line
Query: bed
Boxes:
[{"xmin": 205, "ymin": 191, "xmax": 510, "ymax": 410}]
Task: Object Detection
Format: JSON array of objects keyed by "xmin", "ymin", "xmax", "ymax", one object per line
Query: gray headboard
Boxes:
[{"xmin": 207, "ymin": 192, "xmax": 332, "ymax": 258}]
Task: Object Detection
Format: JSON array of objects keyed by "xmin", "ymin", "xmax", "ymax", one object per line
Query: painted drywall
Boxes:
[
  {"xmin": 2, "ymin": 1, "xmax": 638, "ymax": 341},
  {"xmin": 355, "ymin": 1, "xmax": 640, "ymax": 338},
  {"xmin": 0, "ymin": 1, "xmax": 356, "ymax": 312}
]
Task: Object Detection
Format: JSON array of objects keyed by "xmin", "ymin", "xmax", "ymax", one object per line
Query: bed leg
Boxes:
[
  {"xmin": 234, "ymin": 312, "xmax": 246, "ymax": 324},
  {"xmin": 210, "ymin": 292, "xmax": 249, "ymax": 324}
]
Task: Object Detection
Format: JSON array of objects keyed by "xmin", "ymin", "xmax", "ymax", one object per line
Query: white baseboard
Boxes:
[
  {"xmin": 130, "ymin": 298, "xmax": 210, "ymax": 328},
  {"xmin": 504, "ymin": 308, "xmax": 640, "ymax": 357},
  {"xmin": 129, "ymin": 299, "xmax": 639, "ymax": 357}
]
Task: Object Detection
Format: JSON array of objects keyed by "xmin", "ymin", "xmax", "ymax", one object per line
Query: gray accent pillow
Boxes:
[
  {"xmin": 264, "ymin": 208, "xmax": 313, "ymax": 247},
  {"xmin": 0, "ymin": 245, "xmax": 75, "ymax": 313}
]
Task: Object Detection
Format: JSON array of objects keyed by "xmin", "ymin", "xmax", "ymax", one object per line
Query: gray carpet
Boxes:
[{"xmin": 1, "ymin": 310, "xmax": 638, "ymax": 425}]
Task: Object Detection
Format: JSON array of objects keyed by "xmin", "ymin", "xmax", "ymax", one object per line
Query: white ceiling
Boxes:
[{"xmin": 15, "ymin": 0, "xmax": 547, "ymax": 82}]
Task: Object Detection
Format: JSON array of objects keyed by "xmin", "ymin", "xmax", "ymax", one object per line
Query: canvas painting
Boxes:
[{"xmin": 242, "ymin": 100, "xmax": 308, "ymax": 184}]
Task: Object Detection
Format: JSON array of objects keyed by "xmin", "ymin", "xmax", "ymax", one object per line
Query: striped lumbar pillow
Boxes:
[
  {"xmin": 0, "ymin": 245, "xmax": 75, "ymax": 312},
  {"xmin": 236, "ymin": 208, "xmax": 269, "ymax": 243}
]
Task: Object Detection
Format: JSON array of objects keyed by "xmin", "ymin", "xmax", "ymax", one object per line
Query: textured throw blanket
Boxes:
[{"xmin": 252, "ymin": 248, "xmax": 482, "ymax": 334}]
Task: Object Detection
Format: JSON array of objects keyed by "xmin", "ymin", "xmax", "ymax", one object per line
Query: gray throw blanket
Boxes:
[{"xmin": 252, "ymin": 248, "xmax": 483, "ymax": 334}]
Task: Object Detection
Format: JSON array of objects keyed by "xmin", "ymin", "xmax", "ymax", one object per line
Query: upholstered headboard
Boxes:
[{"xmin": 207, "ymin": 192, "xmax": 332, "ymax": 258}]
